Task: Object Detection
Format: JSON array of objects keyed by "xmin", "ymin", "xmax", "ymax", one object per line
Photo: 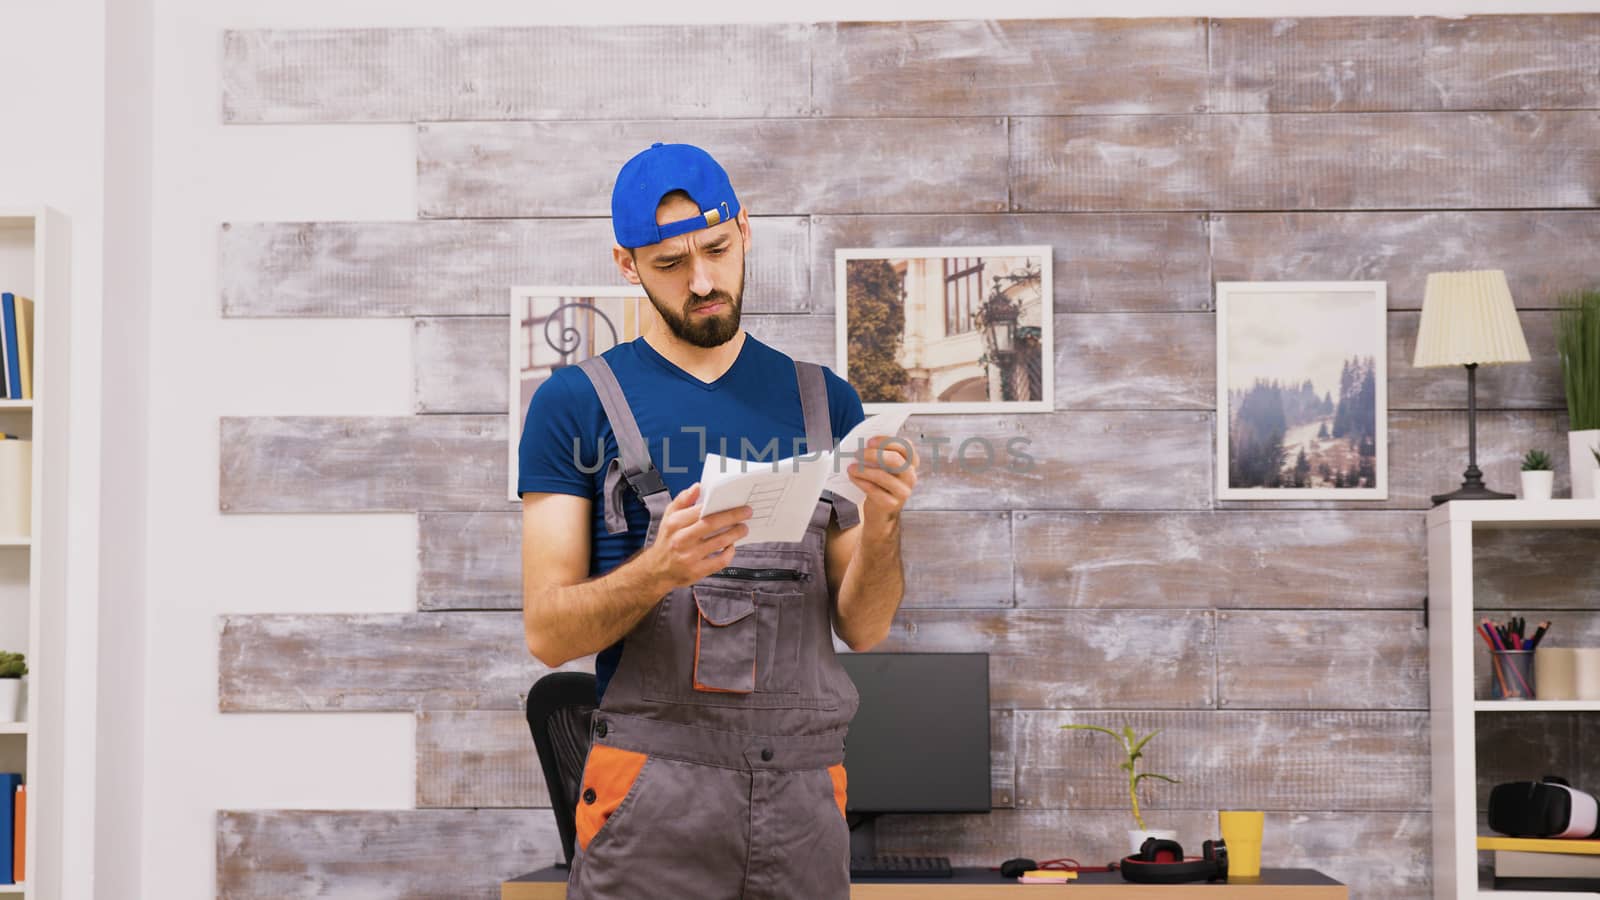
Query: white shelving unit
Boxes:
[
  {"xmin": 0, "ymin": 207, "xmax": 70, "ymax": 900},
  {"xmin": 1427, "ymin": 499, "xmax": 1600, "ymax": 900}
]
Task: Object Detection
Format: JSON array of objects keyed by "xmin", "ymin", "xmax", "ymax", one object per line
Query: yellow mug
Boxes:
[{"xmin": 1218, "ymin": 810, "xmax": 1264, "ymax": 877}]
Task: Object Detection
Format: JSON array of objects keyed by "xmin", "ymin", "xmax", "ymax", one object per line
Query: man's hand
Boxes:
[
  {"xmin": 846, "ymin": 435, "xmax": 919, "ymax": 533},
  {"xmin": 639, "ymin": 483, "xmax": 754, "ymax": 592}
]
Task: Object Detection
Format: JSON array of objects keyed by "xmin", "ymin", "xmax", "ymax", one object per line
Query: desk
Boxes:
[{"xmin": 502, "ymin": 865, "xmax": 1349, "ymax": 899}]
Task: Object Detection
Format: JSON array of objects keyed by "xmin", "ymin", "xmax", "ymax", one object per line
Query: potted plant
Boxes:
[
  {"xmin": 1061, "ymin": 722, "xmax": 1182, "ymax": 855},
  {"xmin": 1557, "ymin": 288, "xmax": 1600, "ymax": 499},
  {"xmin": 0, "ymin": 652, "xmax": 26, "ymax": 723},
  {"xmin": 1520, "ymin": 450, "xmax": 1555, "ymax": 500}
]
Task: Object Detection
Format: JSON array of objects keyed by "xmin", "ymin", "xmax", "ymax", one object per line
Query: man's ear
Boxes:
[
  {"xmin": 613, "ymin": 244, "xmax": 642, "ymax": 285},
  {"xmin": 736, "ymin": 208, "xmax": 752, "ymax": 253}
]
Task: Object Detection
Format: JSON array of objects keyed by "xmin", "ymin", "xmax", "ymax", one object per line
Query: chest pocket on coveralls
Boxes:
[{"xmin": 686, "ymin": 566, "xmax": 809, "ymax": 697}]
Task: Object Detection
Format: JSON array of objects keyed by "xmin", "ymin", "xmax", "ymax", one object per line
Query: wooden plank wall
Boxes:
[{"xmin": 214, "ymin": 15, "xmax": 1600, "ymax": 900}]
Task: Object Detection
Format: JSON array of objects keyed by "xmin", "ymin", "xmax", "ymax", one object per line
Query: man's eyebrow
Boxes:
[{"xmin": 652, "ymin": 235, "xmax": 732, "ymax": 264}]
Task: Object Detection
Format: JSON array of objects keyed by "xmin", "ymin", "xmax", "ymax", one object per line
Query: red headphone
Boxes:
[{"xmin": 1119, "ymin": 837, "xmax": 1229, "ymax": 884}]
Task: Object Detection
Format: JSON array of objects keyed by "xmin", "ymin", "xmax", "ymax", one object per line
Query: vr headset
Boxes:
[
  {"xmin": 1489, "ymin": 776, "xmax": 1600, "ymax": 839},
  {"xmin": 1119, "ymin": 837, "xmax": 1229, "ymax": 884}
]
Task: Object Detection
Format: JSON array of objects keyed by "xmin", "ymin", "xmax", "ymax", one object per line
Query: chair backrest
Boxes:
[{"xmin": 525, "ymin": 671, "xmax": 598, "ymax": 868}]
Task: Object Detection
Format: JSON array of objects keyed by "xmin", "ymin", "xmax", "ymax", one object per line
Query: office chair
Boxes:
[{"xmin": 524, "ymin": 671, "xmax": 599, "ymax": 868}]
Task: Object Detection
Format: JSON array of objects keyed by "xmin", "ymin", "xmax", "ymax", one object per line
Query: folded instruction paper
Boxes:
[{"xmin": 697, "ymin": 410, "xmax": 912, "ymax": 544}]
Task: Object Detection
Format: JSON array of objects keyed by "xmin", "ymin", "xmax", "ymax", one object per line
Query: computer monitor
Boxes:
[{"xmin": 838, "ymin": 651, "xmax": 991, "ymax": 855}]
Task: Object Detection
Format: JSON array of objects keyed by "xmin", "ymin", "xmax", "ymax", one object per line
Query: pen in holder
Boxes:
[
  {"xmin": 1489, "ymin": 649, "xmax": 1536, "ymax": 700},
  {"xmin": 1480, "ymin": 616, "xmax": 1545, "ymax": 701}
]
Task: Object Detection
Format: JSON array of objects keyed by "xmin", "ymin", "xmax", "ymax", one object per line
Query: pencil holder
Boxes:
[{"xmin": 1489, "ymin": 649, "xmax": 1535, "ymax": 700}]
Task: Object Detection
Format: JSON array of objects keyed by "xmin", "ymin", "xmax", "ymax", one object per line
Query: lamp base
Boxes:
[{"xmin": 1431, "ymin": 481, "xmax": 1516, "ymax": 505}]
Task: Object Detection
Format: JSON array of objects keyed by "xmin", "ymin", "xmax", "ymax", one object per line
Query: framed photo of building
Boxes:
[
  {"xmin": 1216, "ymin": 281, "xmax": 1388, "ymax": 500},
  {"xmin": 836, "ymin": 246, "xmax": 1053, "ymax": 414},
  {"xmin": 507, "ymin": 286, "xmax": 654, "ymax": 503}
]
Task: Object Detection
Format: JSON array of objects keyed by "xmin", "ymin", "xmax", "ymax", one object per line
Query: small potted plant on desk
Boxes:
[
  {"xmin": 0, "ymin": 652, "xmax": 26, "ymax": 722},
  {"xmin": 1062, "ymin": 722, "xmax": 1182, "ymax": 855},
  {"xmin": 1520, "ymin": 449, "xmax": 1554, "ymax": 500}
]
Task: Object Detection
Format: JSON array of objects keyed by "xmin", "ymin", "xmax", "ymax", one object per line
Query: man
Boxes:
[{"xmin": 518, "ymin": 142, "xmax": 918, "ymax": 899}]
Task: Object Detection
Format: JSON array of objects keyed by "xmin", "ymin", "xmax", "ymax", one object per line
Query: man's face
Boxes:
[{"xmin": 621, "ymin": 193, "xmax": 748, "ymax": 349}]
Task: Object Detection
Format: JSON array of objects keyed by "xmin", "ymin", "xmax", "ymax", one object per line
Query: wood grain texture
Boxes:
[
  {"xmin": 418, "ymin": 511, "xmax": 521, "ymax": 611},
  {"xmin": 811, "ymin": 213, "xmax": 1212, "ymax": 314},
  {"xmin": 217, "ymin": 612, "xmax": 584, "ymax": 711},
  {"xmin": 219, "ymin": 218, "xmax": 811, "ymax": 318},
  {"xmin": 741, "ymin": 314, "xmax": 836, "ymax": 369},
  {"xmin": 416, "ymin": 710, "xmax": 548, "ymax": 808},
  {"xmin": 1476, "ymin": 713, "xmax": 1585, "ymax": 812},
  {"xmin": 417, "ymin": 510, "xmax": 1012, "ymax": 611},
  {"xmin": 895, "ymin": 511, "xmax": 1015, "ymax": 608},
  {"xmin": 1215, "ymin": 410, "xmax": 1572, "ymax": 510},
  {"xmin": 873, "ymin": 609, "xmax": 1216, "ymax": 709},
  {"xmin": 1210, "ymin": 15, "xmax": 1600, "ymax": 114},
  {"xmin": 414, "ymin": 314, "xmax": 834, "ymax": 415},
  {"xmin": 1473, "ymin": 529, "xmax": 1600, "ymax": 610},
  {"xmin": 1045, "ymin": 310, "xmax": 1560, "ymax": 413},
  {"xmin": 811, "ymin": 18, "xmax": 1208, "ymax": 116},
  {"xmin": 1013, "ymin": 710, "xmax": 1430, "ymax": 811},
  {"xmin": 219, "ymin": 416, "xmax": 508, "ymax": 513},
  {"xmin": 414, "ymin": 317, "xmax": 504, "ymax": 415},
  {"xmin": 416, "ymin": 118, "xmax": 1010, "ymax": 218},
  {"xmin": 1217, "ymin": 611, "xmax": 1428, "ymax": 709},
  {"xmin": 222, "ymin": 609, "xmax": 1201, "ymax": 713},
  {"xmin": 1055, "ymin": 313, "xmax": 1214, "ymax": 409},
  {"xmin": 904, "ymin": 412, "xmax": 1213, "ymax": 511},
  {"xmin": 415, "ymin": 708, "xmax": 1019, "ymax": 809},
  {"xmin": 216, "ymin": 809, "xmax": 557, "ymax": 899},
  {"xmin": 221, "ymin": 26, "xmax": 812, "ymax": 123},
  {"xmin": 1390, "ymin": 311, "xmax": 1563, "ymax": 410},
  {"xmin": 1210, "ymin": 211, "xmax": 1600, "ymax": 311},
  {"xmin": 217, "ymin": 611, "xmax": 1209, "ymax": 715},
  {"xmin": 1013, "ymin": 511, "xmax": 1425, "ymax": 610},
  {"xmin": 1011, "ymin": 112, "xmax": 1600, "ymax": 212},
  {"xmin": 875, "ymin": 809, "xmax": 1429, "ymax": 900}
]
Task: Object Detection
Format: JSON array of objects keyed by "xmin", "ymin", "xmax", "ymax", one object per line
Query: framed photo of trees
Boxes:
[
  {"xmin": 1215, "ymin": 281, "xmax": 1388, "ymax": 500},
  {"xmin": 836, "ymin": 246, "xmax": 1053, "ymax": 414}
]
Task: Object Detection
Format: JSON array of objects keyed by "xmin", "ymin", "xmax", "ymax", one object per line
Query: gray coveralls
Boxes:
[{"xmin": 565, "ymin": 355, "xmax": 863, "ymax": 900}]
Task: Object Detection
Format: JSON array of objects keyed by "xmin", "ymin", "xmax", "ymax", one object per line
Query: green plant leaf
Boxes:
[
  {"xmin": 1061, "ymin": 723, "xmax": 1124, "ymax": 741},
  {"xmin": 1134, "ymin": 772, "xmax": 1182, "ymax": 786}
]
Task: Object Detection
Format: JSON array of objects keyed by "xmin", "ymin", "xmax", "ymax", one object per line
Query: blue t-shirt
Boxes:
[{"xmin": 517, "ymin": 332, "xmax": 865, "ymax": 701}]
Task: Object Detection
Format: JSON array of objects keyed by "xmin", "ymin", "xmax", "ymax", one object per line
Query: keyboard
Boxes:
[{"xmin": 849, "ymin": 854, "xmax": 955, "ymax": 879}]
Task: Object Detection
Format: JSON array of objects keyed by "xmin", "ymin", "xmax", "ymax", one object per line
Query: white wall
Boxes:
[
  {"xmin": 0, "ymin": 2, "xmax": 105, "ymax": 897},
  {"xmin": 97, "ymin": 0, "xmax": 153, "ymax": 896},
  {"xmin": 76, "ymin": 0, "xmax": 1600, "ymax": 896}
]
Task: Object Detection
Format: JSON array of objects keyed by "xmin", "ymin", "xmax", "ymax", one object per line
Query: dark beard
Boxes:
[{"xmin": 642, "ymin": 258, "xmax": 745, "ymax": 349}]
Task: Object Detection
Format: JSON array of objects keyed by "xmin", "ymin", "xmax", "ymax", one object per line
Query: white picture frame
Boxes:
[
  {"xmin": 1215, "ymin": 280, "xmax": 1388, "ymax": 501},
  {"xmin": 507, "ymin": 285, "xmax": 652, "ymax": 504},
  {"xmin": 835, "ymin": 246, "xmax": 1054, "ymax": 414}
]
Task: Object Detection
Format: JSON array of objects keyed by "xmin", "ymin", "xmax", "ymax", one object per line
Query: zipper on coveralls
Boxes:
[{"xmin": 711, "ymin": 566, "xmax": 811, "ymax": 582}]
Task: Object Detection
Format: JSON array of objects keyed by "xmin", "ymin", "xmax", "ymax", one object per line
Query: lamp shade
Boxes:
[{"xmin": 1412, "ymin": 269, "xmax": 1531, "ymax": 368}]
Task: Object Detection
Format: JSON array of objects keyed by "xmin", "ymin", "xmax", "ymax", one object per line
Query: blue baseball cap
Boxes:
[{"xmin": 611, "ymin": 142, "xmax": 742, "ymax": 249}]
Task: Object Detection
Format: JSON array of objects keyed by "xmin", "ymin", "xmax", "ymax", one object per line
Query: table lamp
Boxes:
[{"xmin": 1412, "ymin": 269, "xmax": 1531, "ymax": 504}]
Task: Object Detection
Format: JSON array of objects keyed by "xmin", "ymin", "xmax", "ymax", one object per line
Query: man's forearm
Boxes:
[
  {"xmin": 835, "ymin": 521, "xmax": 905, "ymax": 651},
  {"xmin": 524, "ymin": 552, "xmax": 671, "ymax": 667}
]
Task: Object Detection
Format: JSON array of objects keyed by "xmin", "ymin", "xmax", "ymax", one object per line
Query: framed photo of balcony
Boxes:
[
  {"xmin": 1216, "ymin": 280, "xmax": 1388, "ymax": 501},
  {"xmin": 835, "ymin": 246, "xmax": 1053, "ymax": 414},
  {"xmin": 506, "ymin": 285, "xmax": 653, "ymax": 503}
]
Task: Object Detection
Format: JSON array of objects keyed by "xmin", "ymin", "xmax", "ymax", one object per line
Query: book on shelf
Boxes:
[
  {"xmin": 1496, "ymin": 848, "xmax": 1600, "ymax": 877},
  {"xmin": 12, "ymin": 783, "xmax": 22, "ymax": 883},
  {"xmin": 1478, "ymin": 835, "xmax": 1600, "ymax": 855},
  {"xmin": 0, "ymin": 293, "xmax": 33, "ymax": 401},
  {"xmin": 0, "ymin": 295, "xmax": 8, "ymax": 399},
  {"xmin": 0, "ymin": 773, "xmax": 17, "ymax": 884}
]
